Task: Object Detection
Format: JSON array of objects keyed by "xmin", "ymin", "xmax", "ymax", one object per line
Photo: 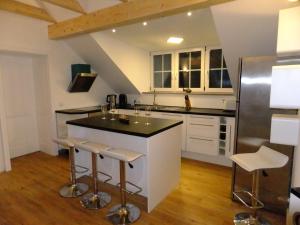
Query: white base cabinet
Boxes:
[{"xmin": 118, "ymin": 108, "xmax": 235, "ymax": 167}]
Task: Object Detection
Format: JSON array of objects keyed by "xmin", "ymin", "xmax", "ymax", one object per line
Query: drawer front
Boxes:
[
  {"xmin": 188, "ymin": 115, "xmax": 219, "ymax": 126},
  {"xmin": 188, "ymin": 123, "xmax": 218, "ymax": 138},
  {"xmin": 187, "ymin": 136, "xmax": 219, "ymax": 156}
]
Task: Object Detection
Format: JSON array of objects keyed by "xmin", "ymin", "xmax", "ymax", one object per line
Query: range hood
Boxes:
[{"xmin": 68, "ymin": 64, "xmax": 97, "ymax": 93}]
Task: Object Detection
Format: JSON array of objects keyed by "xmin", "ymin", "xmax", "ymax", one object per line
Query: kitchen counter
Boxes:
[
  {"xmin": 67, "ymin": 114, "xmax": 183, "ymax": 138},
  {"xmin": 55, "ymin": 105, "xmax": 235, "ymax": 117},
  {"xmin": 292, "ymin": 187, "xmax": 300, "ymax": 199},
  {"xmin": 119, "ymin": 105, "xmax": 236, "ymax": 117},
  {"xmin": 55, "ymin": 106, "xmax": 101, "ymax": 114}
]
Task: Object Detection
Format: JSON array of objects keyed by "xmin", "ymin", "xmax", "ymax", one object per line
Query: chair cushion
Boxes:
[{"xmin": 230, "ymin": 145, "xmax": 289, "ymax": 172}]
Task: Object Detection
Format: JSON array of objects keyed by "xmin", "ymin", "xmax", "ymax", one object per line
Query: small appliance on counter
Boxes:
[
  {"xmin": 119, "ymin": 94, "xmax": 128, "ymax": 108},
  {"xmin": 107, "ymin": 94, "xmax": 117, "ymax": 110}
]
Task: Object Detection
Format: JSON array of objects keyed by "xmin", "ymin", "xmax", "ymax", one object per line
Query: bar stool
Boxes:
[
  {"xmin": 53, "ymin": 138, "xmax": 89, "ymax": 198},
  {"xmin": 231, "ymin": 145, "xmax": 289, "ymax": 225},
  {"xmin": 104, "ymin": 148, "xmax": 143, "ymax": 225},
  {"xmin": 75, "ymin": 141, "xmax": 112, "ymax": 210}
]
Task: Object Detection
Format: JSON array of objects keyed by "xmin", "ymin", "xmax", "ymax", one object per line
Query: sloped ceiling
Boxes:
[
  {"xmin": 66, "ymin": 34, "xmax": 139, "ymax": 94},
  {"xmin": 211, "ymin": 0, "xmax": 300, "ymax": 95}
]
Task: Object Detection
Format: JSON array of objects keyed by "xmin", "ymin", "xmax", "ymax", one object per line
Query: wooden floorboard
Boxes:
[{"xmin": 0, "ymin": 152, "xmax": 285, "ymax": 225}]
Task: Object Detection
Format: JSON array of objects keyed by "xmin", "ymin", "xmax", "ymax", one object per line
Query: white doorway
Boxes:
[{"xmin": 0, "ymin": 54, "xmax": 41, "ymax": 159}]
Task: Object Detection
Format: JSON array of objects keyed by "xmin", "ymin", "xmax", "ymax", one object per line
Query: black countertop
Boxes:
[
  {"xmin": 67, "ymin": 114, "xmax": 183, "ymax": 138},
  {"xmin": 122, "ymin": 105, "xmax": 236, "ymax": 117},
  {"xmin": 292, "ymin": 187, "xmax": 300, "ymax": 199},
  {"xmin": 56, "ymin": 106, "xmax": 102, "ymax": 114},
  {"xmin": 56, "ymin": 105, "xmax": 235, "ymax": 117}
]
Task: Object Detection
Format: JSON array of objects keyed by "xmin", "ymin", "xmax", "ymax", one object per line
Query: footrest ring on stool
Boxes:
[{"xmin": 233, "ymin": 190, "xmax": 264, "ymax": 209}]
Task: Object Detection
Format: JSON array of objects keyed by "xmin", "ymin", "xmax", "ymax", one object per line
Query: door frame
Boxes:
[{"xmin": 0, "ymin": 64, "xmax": 12, "ymax": 171}]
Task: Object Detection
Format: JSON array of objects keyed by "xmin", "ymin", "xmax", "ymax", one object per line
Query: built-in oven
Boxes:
[{"xmin": 287, "ymin": 188, "xmax": 300, "ymax": 225}]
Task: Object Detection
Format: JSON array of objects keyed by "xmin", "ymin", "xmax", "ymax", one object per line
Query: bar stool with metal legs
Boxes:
[
  {"xmin": 103, "ymin": 148, "xmax": 143, "ymax": 225},
  {"xmin": 75, "ymin": 141, "xmax": 112, "ymax": 210},
  {"xmin": 53, "ymin": 138, "xmax": 89, "ymax": 198},
  {"xmin": 231, "ymin": 145, "xmax": 289, "ymax": 225}
]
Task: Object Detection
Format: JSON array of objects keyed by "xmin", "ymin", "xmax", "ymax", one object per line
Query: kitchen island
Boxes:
[{"xmin": 67, "ymin": 115, "xmax": 183, "ymax": 212}]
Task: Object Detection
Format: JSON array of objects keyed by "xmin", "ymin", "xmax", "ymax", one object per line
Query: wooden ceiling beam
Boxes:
[
  {"xmin": 40, "ymin": 0, "xmax": 85, "ymax": 14},
  {"xmin": 0, "ymin": 0, "xmax": 56, "ymax": 23},
  {"xmin": 48, "ymin": 0, "xmax": 234, "ymax": 40}
]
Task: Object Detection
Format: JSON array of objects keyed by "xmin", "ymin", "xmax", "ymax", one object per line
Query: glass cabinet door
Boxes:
[
  {"xmin": 152, "ymin": 53, "xmax": 172, "ymax": 89},
  {"xmin": 206, "ymin": 48, "xmax": 233, "ymax": 92},
  {"xmin": 178, "ymin": 49, "xmax": 204, "ymax": 91}
]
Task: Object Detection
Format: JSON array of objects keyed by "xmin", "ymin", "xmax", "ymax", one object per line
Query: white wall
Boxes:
[
  {"xmin": 0, "ymin": 10, "xmax": 115, "ymax": 167},
  {"xmin": 277, "ymin": 6, "xmax": 300, "ymax": 56},
  {"xmin": 211, "ymin": 0, "xmax": 296, "ymax": 95},
  {"xmin": 91, "ymin": 32, "xmax": 151, "ymax": 93}
]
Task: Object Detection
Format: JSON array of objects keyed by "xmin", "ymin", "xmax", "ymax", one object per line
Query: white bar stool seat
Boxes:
[
  {"xmin": 230, "ymin": 145, "xmax": 289, "ymax": 225},
  {"xmin": 74, "ymin": 141, "xmax": 112, "ymax": 210},
  {"xmin": 53, "ymin": 137, "xmax": 89, "ymax": 198},
  {"xmin": 104, "ymin": 148, "xmax": 143, "ymax": 225}
]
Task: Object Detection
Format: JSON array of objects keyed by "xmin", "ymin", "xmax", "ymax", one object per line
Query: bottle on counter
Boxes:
[{"xmin": 185, "ymin": 95, "xmax": 191, "ymax": 111}]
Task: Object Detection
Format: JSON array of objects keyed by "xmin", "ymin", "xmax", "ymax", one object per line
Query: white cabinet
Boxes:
[
  {"xmin": 159, "ymin": 112, "xmax": 187, "ymax": 151},
  {"xmin": 186, "ymin": 115, "xmax": 219, "ymax": 156}
]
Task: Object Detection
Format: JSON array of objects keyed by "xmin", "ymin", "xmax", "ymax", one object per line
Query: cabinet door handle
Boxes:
[
  {"xmin": 190, "ymin": 116, "xmax": 215, "ymax": 120},
  {"xmin": 189, "ymin": 137, "xmax": 213, "ymax": 142},
  {"xmin": 190, "ymin": 123, "xmax": 214, "ymax": 127}
]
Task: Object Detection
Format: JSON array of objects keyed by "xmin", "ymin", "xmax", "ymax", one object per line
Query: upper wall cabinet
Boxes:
[{"xmin": 151, "ymin": 47, "xmax": 233, "ymax": 93}]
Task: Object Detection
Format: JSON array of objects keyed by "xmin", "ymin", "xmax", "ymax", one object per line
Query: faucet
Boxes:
[{"xmin": 153, "ymin": 89, "xmax": 158, "ymax": 106}]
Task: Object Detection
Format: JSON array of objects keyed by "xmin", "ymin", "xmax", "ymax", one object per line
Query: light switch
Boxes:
[{"xmin": 270, "ymin": 114, "xmax": 300, "ymax": 146}]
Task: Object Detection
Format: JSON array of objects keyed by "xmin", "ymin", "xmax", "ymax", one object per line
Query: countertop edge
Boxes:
[
  {"xmin": 66, "ymin": 120, "xmax": 183, "ymax": 138},
  {"xmin": 292, "ymin": 187, "xmax": 300, "ymax": 199}
]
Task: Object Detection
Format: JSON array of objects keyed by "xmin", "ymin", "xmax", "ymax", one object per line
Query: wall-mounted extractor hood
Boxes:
[{"xmin": 68, "ymin": 64, "xmax": 97, "ymax": 93}]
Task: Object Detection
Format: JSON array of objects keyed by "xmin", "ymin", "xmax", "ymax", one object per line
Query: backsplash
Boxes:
[{"xmin": 126, "ymin": 93, "xmax": 236, "ymax": 110}]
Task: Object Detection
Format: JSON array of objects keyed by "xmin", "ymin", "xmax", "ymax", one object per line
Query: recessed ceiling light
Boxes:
[
  {"xmin": 167, "ymin": 37, "xmax": 184, "ymax": 44},
  {"xmin": 112, "ymin": 29, "xmax": 116, "ymax": 33},
  {"xmin": 187, "ymin": 11, "xmax": 192, "ymax": 16},
  {"xmin": 143, "ymin": 21, "xmax": 148, "ymax": 26}
]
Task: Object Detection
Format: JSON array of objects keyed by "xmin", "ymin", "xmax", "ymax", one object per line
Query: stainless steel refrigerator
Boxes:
[{"xmin": 233, "ymin": 56, "xmax": 296, "ymax": 214}]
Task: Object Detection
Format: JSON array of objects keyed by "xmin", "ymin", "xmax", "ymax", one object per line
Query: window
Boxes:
[
  {"xmin": 177, "ymin": 49, "xmax": 205, "ymax": 91},
  {"xmin": 152, "ymin": 53, "xmax": 173, "ymax": 89},
  {"xmin": 205, "ymin": 48, "xmax": 233, "ymax": 93},
  {"xmin": 150, "ymin": 47, "xmax": 232, "ymax": 93}
]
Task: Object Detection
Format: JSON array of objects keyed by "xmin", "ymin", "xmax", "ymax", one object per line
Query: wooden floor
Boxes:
[{"xmin": 0, "ymin": 152, "xmax": 285, "ymax": 225}]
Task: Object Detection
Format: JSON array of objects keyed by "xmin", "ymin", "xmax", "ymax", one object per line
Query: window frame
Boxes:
[
  {"xmin": 174, "ymin": 47, "xmax": 205, "ymax": 92},
  {"xmin": 150, "ymin": 51, "xmax": 175, "ymax": 91},
  {"xmin": 204, "ymin": 46, "xmax": 233, "ymax": 93}
]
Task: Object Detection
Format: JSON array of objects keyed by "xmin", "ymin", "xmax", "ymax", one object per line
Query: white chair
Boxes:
[
  {"xmin": 104, "ymin": 148, "xmax": 143, "ymax": 225},
  {"xmin": 53, "ymin": 138, "xmax": 89, "ymax": 198},
  {"xmin": 74, "ymin": 141, "xmax": 112, "ymax": 210},
  {"xmin": 231, "ymin": 145, "xmax": 289, "ymax": 225}
]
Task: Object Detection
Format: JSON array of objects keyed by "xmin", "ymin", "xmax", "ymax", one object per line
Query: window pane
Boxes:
[
  {"xmin": 209, "ymin": 70, "xmax": 221, "ymax": 88},
  {"xmin": 163, "ymin": 54, "xmax": 172, "ymax": 71},
  {"xmin": 191, "ymin": 51, "xmax": 201, "ymax": 70},
  {"xmin": 222, "ymin": 70, "xmax": 232, "ymax": 88},
  {"xmin": 209, "ymin": 49, "xmax": 222, "ymax": 69},
  {"xmin": 154, "ymin": 72, "xmax": 162, "ymax": 88},
  {"xmin": 223, "ymin": 57, "xmax": 227, "ymax": 68},
  {"xmin": 191, "ymin": 71, "xmax": 201, "ymax": 88},
  {"xmin": 154, "ymin": 55, "xmax": 162, "ymax": 71},
  {"xmin": 179, "ymin": 71, "xmax": 189, "ymax": 88},
  {"xmin": 179, "ymin": 52, "xmax": 190, "ymax": 71},
  {"xmin": 163, "ymin": 72, "xmax": 172, "ymax": 88}
]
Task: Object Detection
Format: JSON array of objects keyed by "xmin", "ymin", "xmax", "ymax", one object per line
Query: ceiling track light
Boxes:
[
  {"xmin": 143, "ymin": 21, "xmax": 148, "ymax": 26},
  {"xmin": 187, "ymin": 11, "xmax": 192, "ymax": 16},
  {"xmin": 112, "ymin": 29, "xmax": 116, "ymax": 33}
]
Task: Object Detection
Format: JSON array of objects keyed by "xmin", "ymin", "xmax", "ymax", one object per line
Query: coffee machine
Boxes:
[{"xmin": 106, "ymin": 94, "xmax": 117, "ymax": 109}]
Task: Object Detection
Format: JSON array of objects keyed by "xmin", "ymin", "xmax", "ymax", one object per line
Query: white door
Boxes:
[{"xmin": 0, "ymin": 55, "xmax": 39, "ymax": 158}]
